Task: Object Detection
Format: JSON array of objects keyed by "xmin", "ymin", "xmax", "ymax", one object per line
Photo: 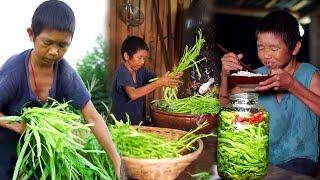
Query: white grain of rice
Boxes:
[{"xmin": 231, "ymin": 70, "xmax": 267, "ymax": 77}]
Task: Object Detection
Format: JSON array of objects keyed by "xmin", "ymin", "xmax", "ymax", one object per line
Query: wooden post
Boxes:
[{"xmin": 152, "ymin": 0, "xmax": 171, "ymax": 71}]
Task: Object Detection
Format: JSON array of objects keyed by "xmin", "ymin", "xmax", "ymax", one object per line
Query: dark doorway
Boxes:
[{"xmin": 214, "ymin": 13, "xmax": 310, "ymax": 68}]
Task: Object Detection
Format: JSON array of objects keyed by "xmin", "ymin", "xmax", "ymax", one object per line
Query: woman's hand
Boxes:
[
  {"xmin": 14, "ymin": 122, "xmax": 27, "ymax": 134},
  {"xmin": 0, "ymin": 118, "xmax": 26, "ymax": 134},
  {"xmin": 158, "ymin": 71, "xmax": 182, "ymax": 87},
  {"xmin": 256, "ymin": 68, "xmax": 294, "ymax": 91},
  {"xmin": 221, "ymin": 53, "xmax": 243, "ymax": 77}
]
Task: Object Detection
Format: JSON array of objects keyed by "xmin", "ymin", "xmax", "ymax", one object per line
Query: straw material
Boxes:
[{"xmin": 122, "ymin": 126, "xmax": 203, "ymax": 180}]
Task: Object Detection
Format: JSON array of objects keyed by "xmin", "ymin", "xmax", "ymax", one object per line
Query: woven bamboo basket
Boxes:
[{"xmin": 122, "ymin": 126, "xmax": 203, "ymax": 180}]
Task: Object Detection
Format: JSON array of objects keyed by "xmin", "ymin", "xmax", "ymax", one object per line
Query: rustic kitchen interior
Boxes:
[{"xmin": 106, "ymin": 0, "xmax": 320, "ymax": 179}]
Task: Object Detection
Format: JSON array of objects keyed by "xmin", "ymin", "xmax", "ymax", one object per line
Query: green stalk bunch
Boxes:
[
  {"xmin": 154, "ymin": 93, "xmax": 220, "ymax": 115},
  {"xmin": 217, "ymin": 111, "xmax": 269, "ymax": 179},
  {"xmin": 164, "ymin": 29, "xmax": 206, "ymax": 103},
  {"xmin": 109, "ymin": 114, "xmax": 213, "ymax": 159},
  {"xmin": 83, "ymin": 136, "xmax": 117, "ymax": 180},
  {"xmin": 1, "ymin": 101, "xmax": 115, "ymax": 180}
]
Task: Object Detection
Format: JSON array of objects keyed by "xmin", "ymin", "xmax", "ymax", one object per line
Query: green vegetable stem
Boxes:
[
  {"xmin": 217, "ymin": 110, "xmax": 269, "ymax": 179},
  {"xmin": 163, "ymin": 29, "xmax": 205, "ymax": 103},
  {"xmin": 153, "ymin": 93, "xmax": 220, "ymax": 115},
  {"xmin": 109, "ymin": 114, "xmax": 213, "ymax": 159},
  {"xmin": 0, "ymin": 101, "xmax": 116, "ymax": 180}
]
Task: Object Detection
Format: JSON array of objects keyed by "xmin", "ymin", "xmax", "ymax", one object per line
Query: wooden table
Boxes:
[{"xmin": 177, "ymin": 137, "xmax": 315, "ymax": 179}]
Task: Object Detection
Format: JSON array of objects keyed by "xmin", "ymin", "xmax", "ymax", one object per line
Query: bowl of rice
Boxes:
[{"xmin": 228, "ymin": 71, "xmax": 270, "ymax": 91}]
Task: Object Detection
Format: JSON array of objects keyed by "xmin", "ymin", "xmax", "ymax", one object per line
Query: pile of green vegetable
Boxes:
[
  {"xmin": 154, "ymin": 93, "xmax": 220, "ymax": 115},
  {"xmin": 1, "ymin": 101, "xmax": 116, "ymax": 180},
  {"xmin": 83, "ymin": 135, "xmax": 117, "ymax": 180},
  {"xmin": 109, "ymin": 115, "xmax": 213, "ymax": 159},
  {"xmin": 217, "ymin": 110, "xmax": 269, "ymax": 179},
  {"xmin": 188, "ymin": 171, "xmax": 211, "ymax": 180},
  {"xmin": 152, "ymin": 29, "xmax": 221, "ymax": 116},
  {"xmin": 163, "ymin": 29, "xmax": 205, "ymax": 102}
]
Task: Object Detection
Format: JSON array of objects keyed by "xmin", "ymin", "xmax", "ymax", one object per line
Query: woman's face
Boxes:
[
  {"xmin": 257, "ymin": 32, "xmax": 294, "ymax": 70},
  {"xmin": 125, "ymin": 49, "xmax": 148, "ymax": 71},
  {"xmin": 29, "ymin": 28, "xmax": 72, "ymax": 65}
]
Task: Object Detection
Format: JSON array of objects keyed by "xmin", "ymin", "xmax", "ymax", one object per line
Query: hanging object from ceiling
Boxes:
[{"xmin": 118, "ymin": 0, "xmax": 145, "ymax": 26}]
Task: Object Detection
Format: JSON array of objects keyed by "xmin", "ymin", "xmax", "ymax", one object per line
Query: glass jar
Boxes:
[{"xmin": 217, "ymin": 93, "xmax": 269, "ymax": 179}]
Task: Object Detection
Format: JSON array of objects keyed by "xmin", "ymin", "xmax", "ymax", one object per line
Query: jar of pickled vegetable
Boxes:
[{"xmin": 217, "ymin": 92, "xmax": 269, "ymax": 179}]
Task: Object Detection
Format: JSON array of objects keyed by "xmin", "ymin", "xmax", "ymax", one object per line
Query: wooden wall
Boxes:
[{"xmin": 106, "ymin": 0, "xmax": 192, "ymax": 108}]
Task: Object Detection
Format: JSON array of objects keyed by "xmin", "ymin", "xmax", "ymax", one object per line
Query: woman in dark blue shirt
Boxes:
[
  {"xmin": 111, "ymin": 36, "xmax": 182, "ymax": 125},
  {"xmin": 0, "ymin": 1, "xmax": 122, "ymax": 179}
]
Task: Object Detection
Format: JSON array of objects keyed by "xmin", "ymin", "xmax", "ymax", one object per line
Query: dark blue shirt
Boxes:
[
  {"xmin": 0, "ymin": 49, "xmax": 90, "ymax": 179},
  {"xmin": 111, "ymin": 63, "xmax": 157, "ymax": 125}
]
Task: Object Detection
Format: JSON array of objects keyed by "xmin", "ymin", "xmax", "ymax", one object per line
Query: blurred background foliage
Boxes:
[{"xmin": 76, "ymin": 34, "xmax": 111, "ymax": 116}]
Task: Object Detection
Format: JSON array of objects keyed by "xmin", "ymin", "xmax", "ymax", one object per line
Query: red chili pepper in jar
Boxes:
[
  {"xmin": 233, "ymin": 114, "xmax": 251, "ymax": 124},
  {"xmin": 233, "ymin": 112, "xmax": 267, "ymax": 124},
  {"xmin": 249, "ymin": 112, "xmax": 267, "ymax": 124}
]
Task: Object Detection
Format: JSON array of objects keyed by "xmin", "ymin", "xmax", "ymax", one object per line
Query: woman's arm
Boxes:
[
  {"xmin": 125, "ymin": 72, "xmax": 182, "ymax": 101},
  {"xmin": 219, "ymin": 53, "xmax": 244, "ymax": 106},
  {"xmin": 258, "ymin": 69, "xmax": 320, "ymax": 116},
  {"xmin": 289, "ymin": 72, "xmax": 320, "ymax": 116},
  {"xmin": 219, "ymin": 74, "xmax": 230, "ymax": 106},
  {"xmin": 81, "ymin": 101, "xmax": 122, "ymax": 179}
]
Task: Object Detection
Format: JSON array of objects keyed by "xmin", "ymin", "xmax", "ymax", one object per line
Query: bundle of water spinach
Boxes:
[
  {"xmin": 109, "ymin": 114, "xmax": 213, "ymax": 159},
  {"xmin": 163, "ymin": 29, "xmax": 205, "ymax": 102},
  {"xmin": 83, "ymin": 135, "xmax": 117, "ymax": 180},
  {"xmin": 217, "ymin": 110, "xmax": 269, "ymax": 179},
  {"xmin": 0, "ymin": 101, "xmax": 115, "ymax": 180},
  {"xmin": 154, "ymin": 93, "xmax": 220, "ymax": 115}
]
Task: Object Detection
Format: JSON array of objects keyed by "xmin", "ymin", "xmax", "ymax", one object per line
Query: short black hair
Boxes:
[
  {"xmin": 256, "ymin": 10, "xmax": 301, "ymax": 51},
  {"xmin": 121, "ymin": 36, "xmax": 149, "ymax": 60},
  {"xmin": 31, "ymin": 0, "xmax": 75, "ymax": 38}
]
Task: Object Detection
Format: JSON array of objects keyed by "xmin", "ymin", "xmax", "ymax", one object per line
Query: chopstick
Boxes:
[{"xmin": 216, "ymin": 43, "xmax": 256, "ymax": 73}]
